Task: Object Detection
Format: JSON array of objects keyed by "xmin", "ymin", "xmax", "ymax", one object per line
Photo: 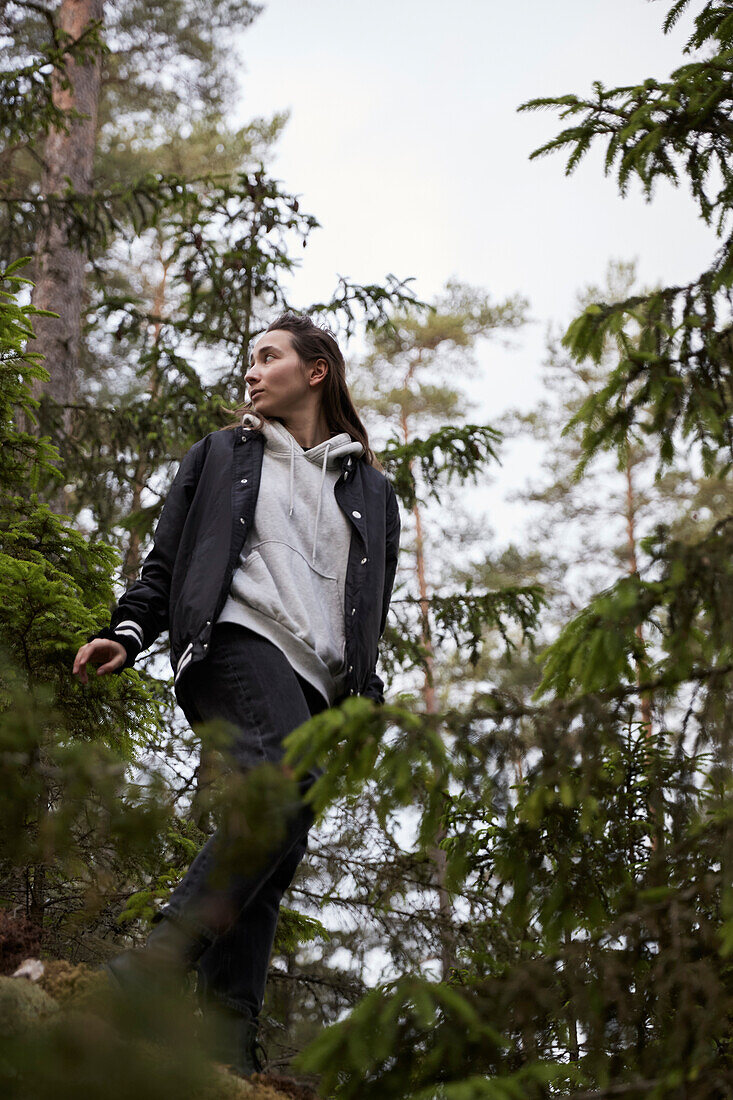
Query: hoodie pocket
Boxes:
[{"xmin": 231, "ymin": 542, "xmax": 345, "ymax": 668}]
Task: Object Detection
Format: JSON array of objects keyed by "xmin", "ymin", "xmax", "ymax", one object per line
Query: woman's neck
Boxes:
[{"xmin": 276, "ymin": 407, "xmax": 333, "ymax": 450}]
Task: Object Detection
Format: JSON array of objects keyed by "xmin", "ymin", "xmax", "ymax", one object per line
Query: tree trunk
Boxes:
[
  {"xmin": 26, "ymin": 739, "xmax": 50, "ymax": 935},
  {"xmin": 29, "ymin": 0, "xmax": 104, "ymax": 456},
  {"xmin": 401, "ymin": 385, "xmax": 455, "ymax": 981},
  {"xmin": 121, "ymin": 245, "xmax": 168, "ymax": 584},
  {"xmin": 624, "ymin": 455, "xmax": 653, "ymax": 738},
  {"xmin": 624, "ymin": 453, "xmax": 661, "ymax": 851}
]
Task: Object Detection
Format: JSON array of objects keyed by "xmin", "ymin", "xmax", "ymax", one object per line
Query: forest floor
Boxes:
[{"xmin": 0, "ymin": 958, "xmax": 320, "ymax": 1099}]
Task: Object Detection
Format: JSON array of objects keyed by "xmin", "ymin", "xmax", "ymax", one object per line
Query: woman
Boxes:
[{"xmin": 72, "ymin": 311, "xmax": 401, "ymax": 1077}]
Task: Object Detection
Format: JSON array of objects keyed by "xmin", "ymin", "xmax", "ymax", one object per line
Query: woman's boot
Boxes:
[
  {"xmin": 200, "ymin": 1000, "xmax": 266, "ymax": 1078},
  {"xmin": 103, "ymin": 911, "xmax": 214, "ymax": 999}
]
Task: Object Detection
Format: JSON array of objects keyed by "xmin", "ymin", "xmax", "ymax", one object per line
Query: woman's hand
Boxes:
[{"xmin": 73, "ymin": 638, "xmax": 126, "ymax": 684}]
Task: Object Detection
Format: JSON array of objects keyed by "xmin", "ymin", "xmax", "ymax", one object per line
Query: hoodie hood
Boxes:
[{"xmin": 242, "ymin": 411, "xmax": 364, "ymax": 565}]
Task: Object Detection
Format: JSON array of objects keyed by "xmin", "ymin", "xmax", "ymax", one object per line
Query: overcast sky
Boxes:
[{"xmin": 233, "ymin": 0, "xmax": 716, "ymax": 541}]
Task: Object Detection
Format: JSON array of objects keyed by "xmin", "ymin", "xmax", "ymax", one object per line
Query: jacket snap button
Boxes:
[
  {"xmin": 352, "ymin": 510, "xmax": 361, "ymax": 519},
  {"xmin": 241, "ymin": 478, "xmax": 247, "ymax": 484},
  {"xmin": 351, "ymin": 607, "xmax": 356, "ymax": 615},
  {"xmin": 203, "ymin": 642, "xmax": 208, "ymax": 649},
  {"xmin": 205, "ymin": 620, "xmax": 210, "ymax": 626},
  {"xmin": 240, "ymin": 517, "xmax": 245, "ymax": 524},
  {"xmin": 361, "ymin": 556, "xmax": 367, "ymax": 564},
  {"xmin": 348, "ymin": 665, "xmax": 353, "ymax": 672}
]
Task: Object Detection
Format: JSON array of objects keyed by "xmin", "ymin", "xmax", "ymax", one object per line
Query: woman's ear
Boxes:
[{"xmin": 309, "ymin": 357, "xmax": 329, "ymax": 388}]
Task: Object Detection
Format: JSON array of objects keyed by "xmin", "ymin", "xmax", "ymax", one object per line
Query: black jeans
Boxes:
[{"xmin": 157, "ymin": 621, "xmax": 328, "ymax": 1019}]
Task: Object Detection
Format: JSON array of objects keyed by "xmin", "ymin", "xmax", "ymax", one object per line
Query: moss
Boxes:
[
  {"xmin": 38, "ymin": 959, "xmax": 104, "ymax": 1006},
  {"xmin": 0, "ymin": 966, "xmax": 311, "ymax": 1099},
  {"xmin": 0, "ymin": 975, "xmax": 59, "ymax": 1036}
]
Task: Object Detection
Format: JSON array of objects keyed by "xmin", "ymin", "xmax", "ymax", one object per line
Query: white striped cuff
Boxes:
[{"xmin": 114, "ymin": 620, "xmax": 144, "ymax": 646}]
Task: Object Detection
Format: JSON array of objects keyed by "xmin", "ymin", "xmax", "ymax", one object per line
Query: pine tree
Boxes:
[
  {"xmin": 1, "ymin": 0, "xmax": 271, "ymax": 509},
  {"xmin": 0, "ymin": 258, "xmax": 178, "ymax": 947}
]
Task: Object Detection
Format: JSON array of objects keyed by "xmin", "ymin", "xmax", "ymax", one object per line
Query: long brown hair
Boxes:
[{"xmin": 220, "ymin": 311, "xmax": 380, "ymax": 469}]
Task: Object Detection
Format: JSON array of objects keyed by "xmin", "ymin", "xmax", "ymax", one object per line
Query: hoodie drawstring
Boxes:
[
  {"xmin": 286, "ymin": 435, "xmax": 331, "ymax": 565},
  {"xmin": 288, "ymin": 436, "xmax": 294, "ymax": 517},
  {"xmin": 311, "ymin": 444, "xmax": 330, "ymax": 565}
]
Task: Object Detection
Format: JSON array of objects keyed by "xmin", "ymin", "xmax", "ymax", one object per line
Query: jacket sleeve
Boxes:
[
  {"xmin": 86, "ymin": 438, "xmax": 207, "ymax": 674},
  {"xmin": 363, "ymin": 480, "xmax": 401, "ymax": 705}
]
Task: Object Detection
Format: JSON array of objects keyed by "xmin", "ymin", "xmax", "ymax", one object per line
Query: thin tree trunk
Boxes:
[
  {"xmin": 26, "ymin": 862, "xmax": 46, "ymax": 929},
  {"xmin": 119, "ymin": 245, "xmax": 216, "ymax": 834},
  {"xmin": 564, "ymin": 928, "xmax": 580, "ymax": 1062},
  {"xmin": 412, "ymin": 478, "xmax": 436, "ymax": 712},
  {"xmin": 121, "ymin": 247, "xmax": 168, "ymax": 583},
  {"xmin": 412, "ymin": 484, "xmax": 453, "ymax": 979},
  {"xmin": 401, "ymin": 372, "xmax": 454, "ymax": 981},
  {"xmin": 624, "ymin": 454, "xmax": 660, "ymax": 850},
  {"xmin": 625, "ymin": 457, "xmax": 653, "ymax": 738},
  {"xmin": 29, "ymin": 0, "xmax": 104, "ymax": 456},
  {"xmin": 26, "ymin": 740, "xmax": 49, "ymax": 934}
]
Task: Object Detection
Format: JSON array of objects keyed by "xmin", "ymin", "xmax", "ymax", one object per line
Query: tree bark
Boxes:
[{"xmin": 29, "ymin": 0, "xmax": 104, "ymax": 449}]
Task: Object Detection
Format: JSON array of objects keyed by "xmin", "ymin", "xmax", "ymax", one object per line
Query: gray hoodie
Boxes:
[{"xmin": 215, "ymin": 412, "xmax": 364, "ymax": 705}]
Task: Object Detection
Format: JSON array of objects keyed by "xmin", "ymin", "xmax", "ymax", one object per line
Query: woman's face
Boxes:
[{"xmin": 244, "ymin": 329, "xmax": 315, "ymax": 418}]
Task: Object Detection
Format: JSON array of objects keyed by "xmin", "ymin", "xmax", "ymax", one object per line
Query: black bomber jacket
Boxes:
[{"xmin": 88, "ymin": 422, "xmax": 401, "ymax": 706}]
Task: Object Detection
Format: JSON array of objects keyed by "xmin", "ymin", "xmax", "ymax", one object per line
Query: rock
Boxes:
[{"xmin": 12, "ymin": 957, "xmax": 44, "ymax": 981}]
